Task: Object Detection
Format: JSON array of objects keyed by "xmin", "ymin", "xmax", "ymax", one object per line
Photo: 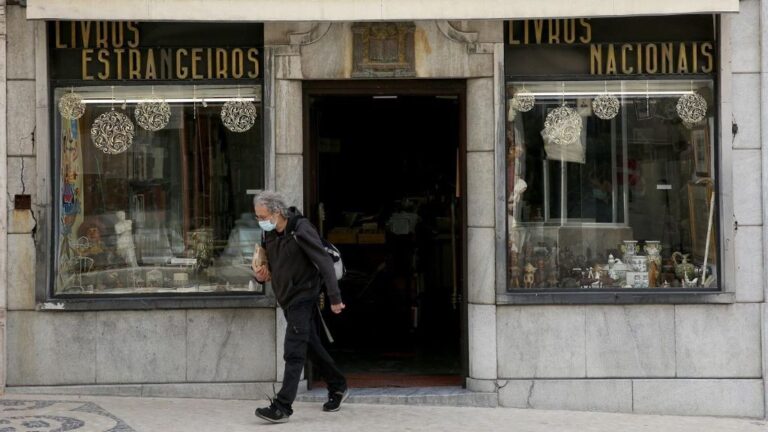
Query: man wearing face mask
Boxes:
[{"xmin": 252, "ymin": 191, "xmax": 348, "ymax": 424}]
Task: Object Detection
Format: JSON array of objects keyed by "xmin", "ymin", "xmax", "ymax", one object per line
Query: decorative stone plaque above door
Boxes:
[{"xmin": 352, "ymin": 22, "xmax": 416, "ymax": 78}]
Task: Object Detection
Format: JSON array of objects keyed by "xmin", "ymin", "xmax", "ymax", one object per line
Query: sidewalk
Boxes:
[{"xmin": 1, "ymin": 393, "xmax": 765, "ymax": 432}]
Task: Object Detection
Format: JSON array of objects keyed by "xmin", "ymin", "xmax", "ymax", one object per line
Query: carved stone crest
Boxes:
[{"xmin": 352, "ymin": 22, "xmax": 416, "ymax": 78}]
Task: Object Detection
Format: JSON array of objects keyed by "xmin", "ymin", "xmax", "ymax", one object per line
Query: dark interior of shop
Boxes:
[{"xmin": 308, "ymin": 94, "xmax": 463, "ymax": 387}]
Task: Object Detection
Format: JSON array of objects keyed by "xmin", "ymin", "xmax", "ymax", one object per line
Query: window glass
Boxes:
[
  {"xmin": 506, "ymin": 80, "xmax": 718, "ymax": 290},
  {"xmin": 55, "ymin": 85, "xmax": 264, "ymax": 295}
]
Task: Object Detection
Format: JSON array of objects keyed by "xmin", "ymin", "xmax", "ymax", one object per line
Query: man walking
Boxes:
[{"xmin": 252, "ymin": 191, "xmax": 348, "ymax": 423}]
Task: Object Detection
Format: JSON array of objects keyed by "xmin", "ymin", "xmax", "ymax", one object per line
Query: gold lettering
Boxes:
[
  {"xmin": 548, "ymin": 19, "xmax": 560, "ymax": 44},
  {"xmin": 691, "ymin": 42, "xmax": 698, "ymax": 73},
  {"xmin": 701, "ymin": 42, "xmax": 714, "ymax": 73},
  {"xmin": 145, "ymin": 48, "xmax": 157, "ymax": 79},
  {"xmin": 160, "ymin": 48, "xmax": 173, "ymax": 80},
  {"xmin": 232, "ymin": 48, "xmax": 244, "ymax": 79},
  {"xmin": 126, "ymin": 22, "xmax": 140, "ymax": 48},
  {"xmin": 590, "ymin": 44, "xmax": 602, "ymax": 75},
  {"xmin": 579, "ymin": 18, "xmax": 592, "ymax": 43},
  {"xmin": 564, "ymin": 19, "xmax": 576, "ymax": 44},
  {"xmin": 207, "ymin": 48, "xmax": 213, "ymax": 78},
  {"xmin": 55, "ymin": 22, "xmax": 66, "ymax": 48},
  {"xmin": 606, "ymin": 44, "xmax": 617, "ymax": 75},
  {"xmin": 247, "ymin": 48, "xmax": 260, "ymax": 78},
  {"xmin": 524, "ymin": 20, "xmax": 530, "ymax": 44},
  {"xmin": 95, "ymin": 21, "xmax": 109, "ymax": 49},
  {"xmin": 80, "ymin": 21, "xmax": 92, "ymax": 48},
  {"xmin": 81, "ymin": 49, "xmax": 94, "ymax": 80},
  {"xmin": 216, "ymin": 48, "xmax": 228, "ymax": 79},
  {"xmin": 534, "ymin": 20, "xmax": 545, "ymax": 44},
  {"xmin": 661, "ymin": 43, "xmax": 673, "ymax": 74},
  {"xmin": 645, "ymin": 44, "xmax": 658, "ymax": 74},
  {"xmin": 111, "ymin": 22, "xmax": 125, "ymax": 48},
  {"xmin": 113, "ymin": 48, "xmax": 124, "ymax": 80},
  {"xmin": 97, "ymin": 49, "xmax": 110, "ymax": 79},
  {"xmin": 191, "ymin": 48, "xmax": 204, "ymax": 79},
  {"xmin": 677, "ymin": 43, "xmax": 689, "ymax": 73},
  {"xmin": 509, "ymin": 21, "xmax": 521, "ymax": 45},
  {"xmin": 621, "ymin": 44, "xmax": 634, "ymax": 74},
  {"xmin": 176, "ymin": 48, "xmax": 189, "ymax": 79},
  {"xmin": 636, "ymin": 43, "xmax": 643, "ymax": 74},
  {"xmin": 128, "ymin": 49, "xmax": 141, "ymax": 79}
]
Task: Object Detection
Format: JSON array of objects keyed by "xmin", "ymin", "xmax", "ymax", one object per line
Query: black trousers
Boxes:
[{"xmin": 276, "ymin": 298, "xmax": 346, "ymax": 412}]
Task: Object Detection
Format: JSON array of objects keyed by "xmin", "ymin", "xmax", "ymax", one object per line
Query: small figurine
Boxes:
[
  {"xmin": 524, "ymin": 263, "xmax": 536, "ymax": 289},
  {"xmin": 682, "ymin": 272, "xmax": 699, "ymax": 288},
  {"xmin": 672, "ymin": 252, "xmax": 696, "ymax": 281}
]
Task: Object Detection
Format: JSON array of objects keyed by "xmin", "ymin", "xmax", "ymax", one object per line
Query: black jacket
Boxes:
[{"xmin": 263, "ymin": 211, "xmax": 342, "ymax": 309}]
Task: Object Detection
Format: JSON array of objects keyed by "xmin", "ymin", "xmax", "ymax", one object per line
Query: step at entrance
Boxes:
[{"xmin": 295, "ymin": 386, "xmax": 497, "ymax": 408}]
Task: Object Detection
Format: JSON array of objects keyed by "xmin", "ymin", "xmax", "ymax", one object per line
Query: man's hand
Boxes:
[
  {"xmin": 330, "ymin": 302, "xmax": 345, "ymax": 314},
  {"xmin": 254, "ymin": 265, "xmax": 271, "ymax": 283}
]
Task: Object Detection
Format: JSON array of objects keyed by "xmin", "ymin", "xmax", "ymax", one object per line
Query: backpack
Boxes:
[{"xmin": 263, "ymin": 208, "xmax": 346, "ymax": 281}]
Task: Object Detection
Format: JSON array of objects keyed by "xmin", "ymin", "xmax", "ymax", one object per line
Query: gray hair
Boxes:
[{"xmin": 253, "ymin": 190, "xmax": 290, "ymax": 217}]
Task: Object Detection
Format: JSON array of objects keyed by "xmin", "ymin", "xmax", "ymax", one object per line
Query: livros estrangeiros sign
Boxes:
[
  {"xmin": 504, "ymin": 15, "xmax": 716, "ymax": 79},
  {"xmin": 48, "ymin": 21, "xmax": 264, "ymax": 82}
]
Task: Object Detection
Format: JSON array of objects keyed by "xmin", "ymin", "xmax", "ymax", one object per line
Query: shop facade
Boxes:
[{"xmin": 1, "ymin": 0, "xmax": 766, "ymax": 419}]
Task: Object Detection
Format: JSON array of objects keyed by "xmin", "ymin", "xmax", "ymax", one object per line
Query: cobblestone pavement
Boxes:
[{"xmin": 1, "ymin": 394, "xmax": 766, "ymax": 432}]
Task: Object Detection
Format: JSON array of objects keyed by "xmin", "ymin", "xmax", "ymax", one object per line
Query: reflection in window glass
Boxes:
[
  {"xmin": 55, "ymin": 85, "xmax": 264, "ymax": 295},
  {"xmin": 506, "ymin": 80, "xmax": 718, "ymax": 290}
]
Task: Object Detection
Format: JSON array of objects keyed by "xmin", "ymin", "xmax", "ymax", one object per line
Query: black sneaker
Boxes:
[
  {"xmin": 322, "ymin": 388, "xmax": 350, "ymax": 412},
  {"xmin": 255, "ymin": 398, "xmax": 291, "ymax": 424}
]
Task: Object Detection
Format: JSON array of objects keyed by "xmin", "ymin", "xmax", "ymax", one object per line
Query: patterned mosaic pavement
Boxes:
[{"xmin": 0, "ymin": 400, "xmax": 135, "ymax": 432}]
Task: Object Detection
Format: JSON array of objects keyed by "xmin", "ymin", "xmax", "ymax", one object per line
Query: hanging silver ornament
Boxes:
[
  {"xmin": 90, "ymin": 110, "xmax": 135, "ymax": 154},
  {"xmin": 58, "ymin": 92, "xmax": 86, "ymax": 120},
  {"xmin": 221, "ymin": 99, "xmax": 257, "ymax": 133},
  {"xmin": 135, "ymin": 97, "xmax": 171, "ymax": 131},
  {"xmin": 544, "ymin": 105, "xmax": 582, "ymax": 146},
  {"xmin": 510, "ymin": 90, "xmax": 535, "ymax": 113},
  {"xmin": 676, "ymin": 92, "xmax": 707, "ymax": 124},
  {"xmin": 592, "ymin": 93, "xmax": 620, "ymax": 120}
]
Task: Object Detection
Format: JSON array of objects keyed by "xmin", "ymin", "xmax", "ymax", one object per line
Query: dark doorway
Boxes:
[{"xmin": 304, "ymin": 81, "xmax": 466, "ymax": 388}]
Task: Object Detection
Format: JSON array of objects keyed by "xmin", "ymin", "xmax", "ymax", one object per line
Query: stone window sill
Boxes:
[
  {"xmin": 496, "ymin": 290, "xmax": 734, "ymax": 305},
  {"xmin": 37, "ymin": 294, "xmax": 277, "ymax": 311}
]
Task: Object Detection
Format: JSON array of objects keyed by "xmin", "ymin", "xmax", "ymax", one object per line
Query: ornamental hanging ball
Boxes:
[
  {"xmin": 135, "ymin": 97, "xmax": 171, "ymax": 132},
  {"xmin": 58, "ymin": 91, "xmax": 86, "ymax": 120},
  {"xmin": 592, "ymin": 93, "xmax": 620, "ymax": 120},
  {"xmin": 91, "ymin": 109, "xmax": 135, "ymax": 154},
  {"xmin": 544, "ymin": 105, "xmax": 582, "ymax": 146},
  {"xmin": 221, "ymin": 99, "xmax": 258, "ymax": 133},
  {"xmin": 676, "ymin": 92, "xmax": 707, "ymax": 124},
  {"xmin": 510, "ymin": 89, "xmax": 535, "ymax": 113}
]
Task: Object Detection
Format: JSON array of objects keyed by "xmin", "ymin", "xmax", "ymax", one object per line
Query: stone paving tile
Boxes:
[
  {"xmin": 0, "ymin": 399, "xmax": 136, "ymax": 431},
  {"xmin": 1, "ymin": 394, "xmax": 766, "ymax": 432}
]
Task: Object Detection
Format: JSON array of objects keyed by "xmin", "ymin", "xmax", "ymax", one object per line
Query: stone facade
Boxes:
[{"xmin": 1, "ymin": 1, "xmax": 766, "ymax": 420}]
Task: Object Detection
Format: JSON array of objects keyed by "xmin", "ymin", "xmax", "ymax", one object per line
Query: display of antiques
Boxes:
[{"xmin": 507, "ymin": 235, "xmax": 714, "ymax": 290}]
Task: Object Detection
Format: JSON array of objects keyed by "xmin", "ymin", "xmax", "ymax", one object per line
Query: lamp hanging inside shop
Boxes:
[
  {"xmin": 543, "ymin": 83, "xmax": 582, "ymax": 146},
  {"xmin": 58, "ymin": 88, "xmax": 85, "ymax": 120},
  {"xmin": 221, "ymin": 87, "xmax": 257, "ymax": 133},
  {"xmin": 592, "ymin": 82, "xmax": 620, "ymax": 120},
  {"xmin": 676, "ymin": 82, "xmax": 707, "ymax": 125},
  {"xmin": 510, "ymin": 85, "xmax": 535, "ymax": 113},
  {"xmin": 135, "ymin": 90, "xmax": 171, "ymax": 132},
  {"xmin": 91, "ymin": 87, "xmax": 135, "ymax": 155}
]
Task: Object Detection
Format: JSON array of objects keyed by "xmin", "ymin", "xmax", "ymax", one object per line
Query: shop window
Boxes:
[
  {"xmin": 54, "ymin": 85, "xmax": 264, "ymax": 295},
  {"xmin": 505, "ymin": 80, "xmax": 718, "ymax": 291}
]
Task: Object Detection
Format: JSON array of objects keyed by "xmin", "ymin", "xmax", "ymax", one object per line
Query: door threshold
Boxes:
[{"xmin": 295, "ymin": 386, "xmax": 497, "ymax": 408}]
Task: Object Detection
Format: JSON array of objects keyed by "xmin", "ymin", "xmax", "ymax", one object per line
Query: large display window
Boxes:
[
  {"xmin": 48, "ymin": 21, "xmax": 265, "ymax": 297},
  {"xmin": 504, "ymin": 16, "xmax": 720, "ymax": 292}
]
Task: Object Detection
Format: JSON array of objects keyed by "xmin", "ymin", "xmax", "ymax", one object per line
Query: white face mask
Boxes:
[{"xmin": 259, "ymin": 219, "xmax": 277, "ymax": 232}]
